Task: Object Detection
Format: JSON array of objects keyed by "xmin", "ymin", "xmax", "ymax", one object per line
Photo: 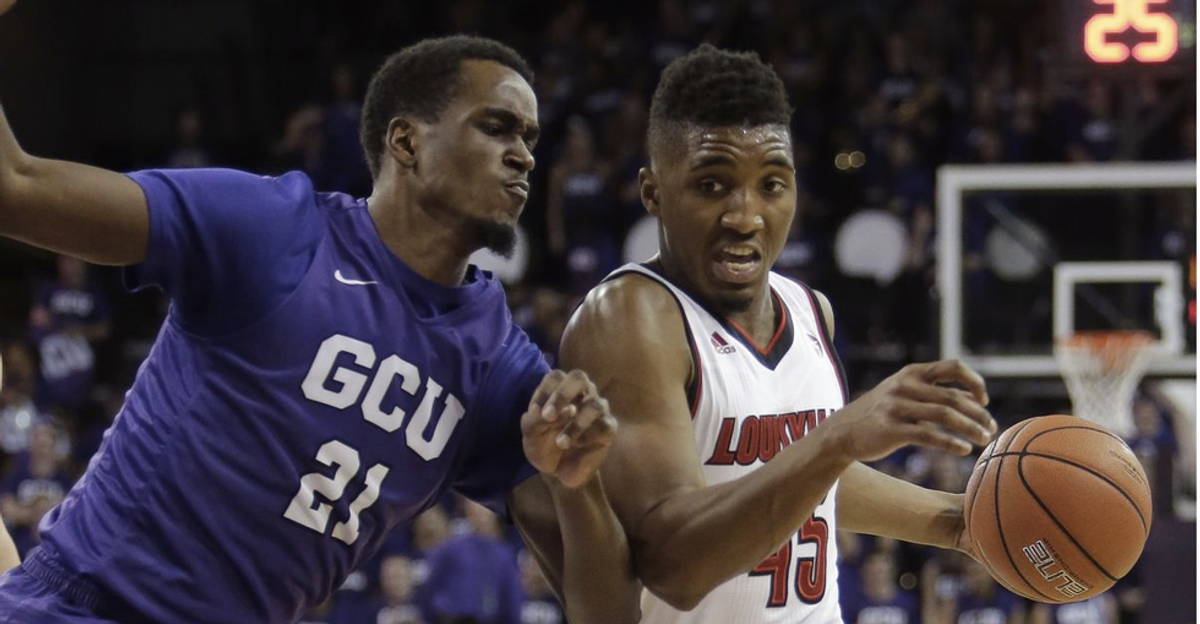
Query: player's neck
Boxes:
[
  {"xmin": 723, "ymin": 292, "xmax": 777, "ymax": 346},
  {"xmin": 366, "ymin": 188, "xmax": 473, "ymax": 286},
  {"xmin": 651, "ymin": 257, "xmax": 777, "ymax": 344}
]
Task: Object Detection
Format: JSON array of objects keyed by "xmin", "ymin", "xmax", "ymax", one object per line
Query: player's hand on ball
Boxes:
[
  {"xmin": 827, "ymin": 359, "xmax": 996, "ymax": 461},
  {"xmin": 522, "ymin": 369, "xmax": 618, "ymax": 489},
  {"xmin": 0, "ymin": 0, "xmax": 16, "ymax": 17}
]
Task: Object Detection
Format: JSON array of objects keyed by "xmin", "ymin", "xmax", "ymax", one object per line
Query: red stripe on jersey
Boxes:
[{"xmin": 725, "ymin": 291, "xmax": 787, "ymax": 356}]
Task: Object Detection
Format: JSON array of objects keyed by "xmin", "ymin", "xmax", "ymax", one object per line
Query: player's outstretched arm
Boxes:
[
  {"xmin": 1, "ymin": 2, "xmax": 149, "ymax": 265},
  {"xmin": 509, "ymin": 370, "xmax": 640, "ymax": 624},
  {"xmin": 837, "ymin": 461, "xmax": 974, "ymax": 555},
  {"xmin": 561, "ymin": 277, "xmax": 997, "ymax": 611}
]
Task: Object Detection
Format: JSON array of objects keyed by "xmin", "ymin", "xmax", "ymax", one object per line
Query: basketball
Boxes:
[{"xmin": 963, "ymin": 414, "xmax": 1152, "ymax": 603}]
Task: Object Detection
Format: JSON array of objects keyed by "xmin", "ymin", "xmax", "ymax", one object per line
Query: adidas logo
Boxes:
[{"xmin": 710, "ymin": 332, "xmax": 736, "ymax": 355}]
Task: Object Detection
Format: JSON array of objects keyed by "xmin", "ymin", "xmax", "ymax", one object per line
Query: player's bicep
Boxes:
[
  {"xmin": 559, "ymin": 279, "xmax": 707, "ymax": 539},
  {"xmin": 1, "ymin": 156, "xmax": 148, "ymax": 265}
]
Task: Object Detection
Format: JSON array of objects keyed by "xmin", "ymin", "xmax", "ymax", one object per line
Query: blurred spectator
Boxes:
[
  {"xmin": 337, "ymin": 554, "xmax": 426, "ymax": 624},
  {"xmin": 921, "ymin": 549, "xmax": 970, "ymax": 624},
  {"xmin": 517, "ymin": 549, "xmax": 564, "ymax": 624},
  {"xmin": 842, "ymin": 549, "xmax": 921, "ymax": 624},
  {"xmin": 409, "ymin": 504, "xmax": 452, "ymax": 585},
  {"xmin": 318, "ymin": 63, "xmax": 372, "ymax": 196},
  {"xmin": 546, "ymin": 116, "xmax": 619, "ymax": 294},
  {"xmin": 271, "ymin": 104, "xmax": 326, "ymax": 178},
  {"xmin": 1065, "ymin": 80, "xmax": 1120, "ymax": 162},
  {"xmin": 0, "ymin": 342, "xmax": 43, "ymax": 460},
  {"xmin": 837, "ymin": 529, "xmax": 869, "ymax": 609},
  {"xmin": 165, "ymin": 107, "xmax": 213, "ymax": 169},
  {"xmin": 1030, "ymin": 592, "xmax": 1118, "ymax": 624},
  {"xmin": 420, "ymin": 498, "xmax": 522, "ymax": 624},
  {"xmin": 1126, "ymin": 394, "xmax": 1178, "ymax": 515},
  {"xmin": 28, "ymin": 255, "xmax": 111, "ymax": 417},
  {"xmin": 0, "ymin": 422, "xmax": 73, "ymax": 558},
  {"xmin": 522, "ymin": 287, "xmax": 570, "ymax": 364},
  {"xmin": 942, "ymin": 561, "xmax": 1027, "ymax": 624}
]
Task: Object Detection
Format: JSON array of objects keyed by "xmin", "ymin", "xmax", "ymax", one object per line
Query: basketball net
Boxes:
[{"xmin": 1054, "ymin": 330, "xmax": 1157, "ymax": 437}]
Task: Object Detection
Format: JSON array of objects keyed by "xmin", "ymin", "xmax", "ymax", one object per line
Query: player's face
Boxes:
[
  {"xmin": 415, "ymin": 60, "xmax": 539, "ymax": 255},
  {"xmin": 646, "ymin": 124, "xmax": 795, "ymax": 315}
]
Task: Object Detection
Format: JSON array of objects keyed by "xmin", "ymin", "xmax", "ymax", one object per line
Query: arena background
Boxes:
[{"xmin": 0, "ymin": 1, "xmax": 1194, "ymax": 622}]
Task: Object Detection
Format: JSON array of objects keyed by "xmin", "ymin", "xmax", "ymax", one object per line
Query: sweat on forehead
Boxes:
[{"xmin": 648, "ymin": 121, "xmax": 792, "ymax": 168}]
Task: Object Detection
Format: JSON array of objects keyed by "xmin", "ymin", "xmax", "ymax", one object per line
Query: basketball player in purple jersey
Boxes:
[
  {"xmin": 0, "ymin": 5, "xmax": 638, "ymax": 621},
  {"xmin": 561, "ymin": 45, "xmax": 999, "ymax": 622}
]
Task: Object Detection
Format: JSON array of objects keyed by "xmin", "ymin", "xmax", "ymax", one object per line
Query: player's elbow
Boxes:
[
  {"xmin": 0, "ymin": 152, "xmax": 34, "ymax": 231},
  {"xmin": 643, "ymin": 577, "xmax": 706, "ymax": 612},
  {"xmin": 639, "ymin": 561, "xmax": 714, "ymax": 612}
]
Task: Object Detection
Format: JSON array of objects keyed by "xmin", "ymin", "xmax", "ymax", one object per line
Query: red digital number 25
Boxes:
[{"xmin": 1085, "ymin": 0, "xmax": 1179, "ymax": 63}]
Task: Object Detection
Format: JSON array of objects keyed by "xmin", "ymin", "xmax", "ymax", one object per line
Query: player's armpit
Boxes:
[{"xmin": 1, "ymin": 105, "xmax": 149, "ymax": 265}]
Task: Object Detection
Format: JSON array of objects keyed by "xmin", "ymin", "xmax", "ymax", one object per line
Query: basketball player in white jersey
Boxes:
[{"xmin": 559, "ymin": 45, "xmax": 998, "ymax": 623}]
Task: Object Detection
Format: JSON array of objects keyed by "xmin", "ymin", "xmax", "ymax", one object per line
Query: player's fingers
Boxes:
[
  {"xmin": 917, "ymin": 359, "xmax": 989, "ymax": 407},
  {"xmin": 540, "ymin": 370, "xmax": 593, "ymax": 421},
  {"xmin": 895, "ymin": 396, "xmax": 992, "ymax": 447},
  {"xmin": 557, "ymin": 410, "xmax": 618, "ymax": 450},
  {"xmin": 528, "ymin": 370, "xmax": 568, "ymax": 422},
  {"xmin": 552, "ymin": 396, "xmax": 609, "ymax": 448},
  {"xmin": 901, "ymin": 382, "xmax": 996, "ymax": 439},
  {"xmin": 901, "ymin": 421, "xmax": 974, "ymax": 456}
]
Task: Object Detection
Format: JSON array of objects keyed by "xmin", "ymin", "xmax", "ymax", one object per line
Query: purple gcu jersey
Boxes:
[{"xmin": 20, "ymin": 170, "xmax": 546, "ymax": 622}]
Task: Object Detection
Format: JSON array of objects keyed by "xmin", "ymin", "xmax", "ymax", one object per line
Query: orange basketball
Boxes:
[{"xmin": 963, "ymin": 414, "xmax": 1152, "ymax": 603}]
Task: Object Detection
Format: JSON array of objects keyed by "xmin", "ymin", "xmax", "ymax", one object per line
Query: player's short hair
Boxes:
[
  {"xmin": 360, "ymin": 35, "xmax": 534, "ymax": 179},
  {"xmin": 647, "ymin": 44, "xmax": 793, "ymax": 163}
]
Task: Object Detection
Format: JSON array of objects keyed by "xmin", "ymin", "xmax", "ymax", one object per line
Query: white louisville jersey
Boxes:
[{"xmin": 612, "ymin": 264, "xmax": 848, "ymax": 624}]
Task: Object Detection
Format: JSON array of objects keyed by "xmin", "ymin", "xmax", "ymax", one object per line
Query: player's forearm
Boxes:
[
  {"xmin": 544, "ymin": 474, "xmax": 640, "ymax": 624},
  {"xmin": 836, "ymin": 461, "xmax": 963, "ymax": 550},
  {"xmin": 635, "ymin": 426, "xmax": 853, "ymax": 610}
]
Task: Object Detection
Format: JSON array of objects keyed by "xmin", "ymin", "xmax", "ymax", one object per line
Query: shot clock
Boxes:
[{"xmin": 1064, "ymin": 0, "xmax": 1196, "ymax": 66}]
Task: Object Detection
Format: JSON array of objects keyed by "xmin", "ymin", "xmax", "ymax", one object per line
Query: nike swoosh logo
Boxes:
[{"xmin": 334, "ymin": 270, "xmax": 378, "ymax": 286}]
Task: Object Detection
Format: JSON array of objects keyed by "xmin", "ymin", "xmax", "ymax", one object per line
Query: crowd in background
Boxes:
[{"xmin": 0, "ymin": 0, "xmax": 1195, "ymax": 622}]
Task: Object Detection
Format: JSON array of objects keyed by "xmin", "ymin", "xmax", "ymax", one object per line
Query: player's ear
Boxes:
[
  {"xmin": 385, "ymin": 117, "xmax": 419, "ymax": 170},
  {"xmin": 639, "ymin": 167, "xmax": 661, "ymax": 217}
]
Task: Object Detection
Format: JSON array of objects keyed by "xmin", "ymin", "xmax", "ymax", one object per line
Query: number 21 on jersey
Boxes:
[{"xmin": 749, "ymin": 514, "xmax": 829, "ymax": 607}]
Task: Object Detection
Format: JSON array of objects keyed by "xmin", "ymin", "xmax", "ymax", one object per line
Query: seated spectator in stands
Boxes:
[
  {"xmin": 419, "ymin": 498, "xmax": 521, "ymax": 624},
  {"xmin": 546, "ymin": 116, "xmax": 619, "ymax": 294},
  {"xmin": 335, "ymin": 553, "xmax": 425, "ymax": 624},
  {"xmin": 518, "ymin": 549, "xmax": 564, "ymax": 624},
  {"xmin": 842, "ymin": 550, "xmax": 920, "ymax": 624},
  {"xmin": 1127, "ymin": 393, "xmax": 1179, "ymax": 515},
  {"xmin": 0, "ymin": 342, "xmax": 43, "ymax": 463},
  {"xmin": 0, "ymin": 422, "xmax": 74, "ymax": 557},
  {"xmin": 28, "ymin": 255, "xmax": 111, "ymax": 415},
  {"xmin": 165, "ymin": 107, "xmax": 213, "ymax": 169},
  {"xmin": 1030, "ymin": 592, "xmax": 1117, "ymax": 624},
  {"xmin": 944, "ymin": 560, "xmax": 1027, "ymax": 624}
]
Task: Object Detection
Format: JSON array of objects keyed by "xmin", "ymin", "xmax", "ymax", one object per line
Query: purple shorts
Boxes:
[{"xmin": 0, "ymin": 563, "xmax": 113, "ymax": 623}]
